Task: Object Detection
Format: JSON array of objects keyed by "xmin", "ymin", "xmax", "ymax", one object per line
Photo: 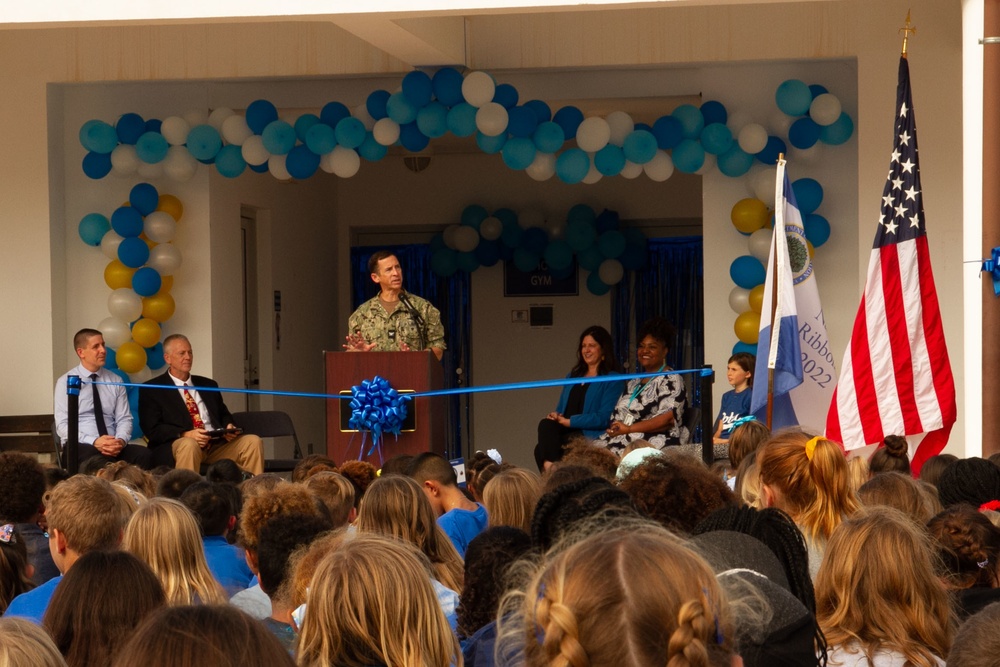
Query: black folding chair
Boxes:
[{"xmin": 231, "ymin": 410, "xmax": 305, "ymax": 473}]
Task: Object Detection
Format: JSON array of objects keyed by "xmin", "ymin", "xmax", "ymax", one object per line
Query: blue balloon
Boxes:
[
  {"xmin": 320, "ymin": 102, "xmax": 351, "ymax": 128},
  {"xmin": 186, "ymin": 124, "xmax": 223, "ymax": 160},
  {"xmin": 596, "ymin": 209, "xmax": 619, "ymax": 234},
  {"xmin": 462, "ymin": 205, "xmax": 489, "ymax": 229},
  {"xmin": 135, "ymin": 132, "xmax": 168, "ymax": 163},
  {"xmin": 672, "ymin": 139, "xmax": 705, "ymax": 173},
  {"xmin": 475, "ymin": 240, "xmax": 501, "ymax": 267},
  {"xmin": 622, "ymin": 130, "xmax": 658, "ymax": 164},
  {"xmin": 116, "ymin": 113, "xmax": 146, "ymax": 145},
  {"xmin": 286, "ymin": 145, "xmax": 321, "ymax": 179},
  {"xmin": 820, "ymin": 113, "xmax": 855, "ymax": 145},
  {"xmin": 146, "ymin": 342, "xmax": 165, "ymax": 370},
  {"xmin": 366, "ymin": 90, "xmax": 391, "ymax": 120},
  {"xmin": 532, "ymin": 122, "xmax": 564, "ymax": 153},
  {"xmin": 335, "ymin": 117, "xmax": 366, "ymax": 149},
  {"xmin": 521, "ymin": 227, "xmax": 548, "ymax": 255},
  {"xmin": 718, "ymin": 145, "xmax": 754, "ymax": 177},
  {"xmin": 386, "ymin": 93, "xmax": 418, "ymax": 125},
  {"xmin": 456, "ymin": 251, "xmax": 480, "ymax": 273},
  {"xmin": 788, "ymin": 117, "xmax": 821, "ymax": 149},
  {"xmin": 732, "ymin": 341, "xmax": 758, "ymax": 356},
  {"xmin": 506, "ymin": 106, "xmax": 538, "ymax": 138},
  {"xmin": 105, "ymin": 347, "xmax": 117, "ymax": 369},
  {"xmin": 555, "ymin": 148, "xmax": 589, "ymax": 184},
  {"xmin": 587, "ymin": 272, "xmax": 611, "ymax": 296},
  {"xmin": 500, "ymin": 217, "xmax": 523, "ymax": 248},
  {"xmin": 215, "ymin": 144, "xmax": 247, "ymax": 178},
  {"xmin": 432, "ymin": 68, "xmax": 464, "ymax": 106},
  {"xmin": 494, "ymin": 207, "xmax": 518, "ymax": 228},
  {"xmin": 79, "ymin": 120, "xmax": 118, "ymax": 154},
  {"xmin": 400, "ymin": 122, "xmax": 430, "ymax": 152},
  {"xmin": 118, "ymin": 237, "xmax": 150, "ymax": 269},
  {"xmin": 248, "ymin": 162, "xmax": 269, "ymax": 173},
  {"xmin": 775, "ymin": 79, "xmax": 813, "ymax": 116},
  {"xmin": 111, "ymin": 206, "xmax": 144, "ymax": 237},
  {"xmin": 431, "ymin": 248, "xmax": 459, "ymax": 277},
  {"xmin": 808, "ymin": 84, "xmax": 829, "ymax": 99},
  {"xmin": 358, "ymin": 133, "xmax": 388, "ymax": 162},
  {"xmin": 430, "ymin": 232, "xmax": 447, "ymax": 253},
  {"xmin": 79, "ymin": 213, "xmax": 110, "ymax": 246},
  {"xmin": 475, "ymin": 131, "xmax": 506, "ymax": 154},
  {"xmin": 672, "ymin": 104, "xmax": 705, "ymax": 140},
  {"xmin": 402, "ymin": 71, "xmax": 433, "ymax": 107},
  {"xmin": 730, "ymin": 255, "xmax": 766, "ymax": 289},
  {"xmin": 804, "ymin": 213, "xmax": 831, "ymax": 247},
  {"xmin": 566, "ymin": 218, "xmax": 597, "ymax": 252},
  {"xmin": 755, "ymin": 136, "xmax": 786, "ymax": 165},
  {"xmin": 261, "ymin": 121, "xmax": 296, "ymax": 155},
  {"xmin": 567, "ymin": 204, "xmax": 596, "ymax": 226},
  {"xmin": 553, "ymin": 106, "xmax": 584, "ymax": 140},
  {"xmin": 129, "ymin": 183, "xmax": 159, "ymax": 216},
  {"xmin": 597, "ymin": 230, "xmax": 626, "ymax": 258},
  {"xmin": 524, "ymin": 100, "xmax": 552, "ymax": 124},
  {"xmin": 145, "ymin": 119, "xmax": 162, "ymax": 134},
  {"xmin": 246, "ymin": 100, "xmax": 279, "ymax": 135},
  {"xmin": 492, "ymin": 83, "xmax": 519, "ymax": 109},
  {"xmin": 132, "ymin": 267, "xmax": 162, "ymax": 297},
  {"xmin": 651, "ymin": 115, "xmax": 684, "ymax": 150},
  {"xmin": 305, "ymin": 123, "xmax": 336, "ymax": 155},
  {"xmin": 502, "ymin": 137, "xmax": 536, "ymax": 170},
  {"xmin": 294, "ymin": 114, "xmax": 321, "ymax": 142},
  {"xmin": 700, "ymin": 123, "xmax": 733, "ymax": 155},
  {"xmin": 416, "ymin": 102, "xmax": 449, "ymax": 138},
  {"xmin": 513, "ymin": 248, "xmax": 540, "ymax": 273},
  {"xmin": 446, "ymin": 103, "xmax": 477, "ymax": 137},
  {"xmin": 82, "ymin": 151, "xmax": 112, "ymax": 179},
  {"xmin": 620, "ymin": 236, "xmax": 648, "ymax": 271},
  {"xmin": 634, "ymin": 122, "xmax": 652, "ymax": 133},
  {"xmin": 544, "ymin": 240, "xmax": 574, "ymax": 271},
  {"xmin": 578, "ymin": 246, "xmax": 603, "ymax": 271},
  {"xmin": 700, "ymin": 100, "xmax": 728, "ymax": 126},
  {"xmin": 792, "ymin": 178, "xmax": 824, "ymax": 214},
  {"xmin": 594, "ymin": 144, "xmax": 626, "ymax": 176}
]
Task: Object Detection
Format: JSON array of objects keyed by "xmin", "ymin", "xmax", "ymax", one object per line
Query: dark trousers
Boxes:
[
  {"xmin": 76, "ymin": 443, "xmax": 154, "ymax": 470},
  {"xmin": 533, "ymin": 419, "xmax": 582, "ymax": 471}
]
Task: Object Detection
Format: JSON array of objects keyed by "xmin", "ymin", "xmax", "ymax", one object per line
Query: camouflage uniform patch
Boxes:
[{"xmin": 347, "ymin": 293, "xmax": 446, "ymax": 352}]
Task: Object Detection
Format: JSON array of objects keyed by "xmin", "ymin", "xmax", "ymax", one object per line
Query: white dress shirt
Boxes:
[
  {"xmin": 54, "ymin": 364, "xmax": 132, "ymax": 445},
  {"xmin": 167, "ymin": 372, "xmax": 217, "ymax": 431}
]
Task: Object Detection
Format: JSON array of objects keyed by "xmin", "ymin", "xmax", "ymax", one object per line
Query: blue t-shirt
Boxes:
[
  {"xmin": 715, "ymin": 388, "xmax": 752, "ymax": 436},
  {"xmin": 203, "ymin": 536, "xmax": 254, "ymax": 597},
  {"xmin": 437, "ymin": 504, "xmax": 488, "ymax": 558},
  {"xmin": 5, "ymin": 574, "xmax": 62, "ymax": 624}
]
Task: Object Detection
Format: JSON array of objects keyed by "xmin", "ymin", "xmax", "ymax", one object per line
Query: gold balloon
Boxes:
[
  {"xmin": 116, "ymin": 341, "xmax": 147, "ymax": 374},
  {"xmin": 730, "ymin": 198, "xmax": 770, "ymax": 235},
  {"xmin": 734, "ymin": 311, "xmax": 761, "ymax": 344},
  {"xmin": 131, "ymin": 318, "xmax": 162, "ymax": 348},
  {"xmin": 158, "ymin": 275, "xmax": 174, "ymax": 294},
  {"xmin": 142, "ymin": 293, "xmax": 176, "ymax": 323},
  {"xmin": 749, "ymin": 284, "xmax": 765, "ymax": 313},
  {"xmin": 104, "ymin": 260, "xmax": 136, "ymax": 290},
  {"xmin": 157, "ymin": 194, "xmax": 184, "ymax": 222}
]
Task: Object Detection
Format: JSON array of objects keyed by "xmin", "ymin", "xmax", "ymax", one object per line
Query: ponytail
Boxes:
[{"xmin": 799, "ymin": 437, "xmax": 859, "ymax": 542}]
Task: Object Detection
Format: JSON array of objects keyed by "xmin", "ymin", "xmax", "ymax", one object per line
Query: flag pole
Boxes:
[
  {"xmin": 899, "ymin": 10, "xmax": 915, "ymax": 59},
  {"xmin": 766, "ymin": 153, "xmax": 787, "ymax": 430}
]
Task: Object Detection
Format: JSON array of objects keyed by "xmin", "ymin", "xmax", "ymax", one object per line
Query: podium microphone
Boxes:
[{"xmin": 398, "ymin": 290, "xmax": 427, "ymax": 351}]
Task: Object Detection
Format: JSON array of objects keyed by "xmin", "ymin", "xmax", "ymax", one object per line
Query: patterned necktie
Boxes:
[
  {"xmin": 90, "ymin": 373, "xmax": 109, "ymax": 437},
  {"xmin": 182, "ymin": 384, "xmax": 205, "ymax": 429}
]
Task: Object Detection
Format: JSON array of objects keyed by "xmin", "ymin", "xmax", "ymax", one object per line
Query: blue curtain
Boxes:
[{"xmin": 350, "ymin": 245, "xmax": 471, "ymax": 458}]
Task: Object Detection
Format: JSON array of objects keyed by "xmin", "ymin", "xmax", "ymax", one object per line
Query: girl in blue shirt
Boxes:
[{"xmin": 713, "ymin": 352, "xmax": 755, "ymax": 445}]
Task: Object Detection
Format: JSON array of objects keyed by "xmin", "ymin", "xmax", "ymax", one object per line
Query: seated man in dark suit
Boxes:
[{"xmin": 138, "ymin": 334, "xmax": 264, "ymax": 475}]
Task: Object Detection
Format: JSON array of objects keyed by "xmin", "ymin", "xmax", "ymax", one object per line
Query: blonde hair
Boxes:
[
  {"xmin": 97, "ymin": 461, "xmax": 156, "ymax": 498},
  {"xmin": 815, "ymin": 507, "xmax": 952, "ymax": 667},
  {"xmin": 123, "ymin": 498, "xmax": 227, "ymax": 606},
  {"xmin": 296, "ymin": 534, "xmax": 461, "ymax": 667},
  {"xmin": 857, "ymin": 471, "xmax": 937, "ymax": 524},
  {"xmin": 757, "ymin": 430, "xmax": 859, "ymax": 542},
  {"xmin": 483, "ymin": 468, "xmax": 541, "ymax": 534},
  {"xmin": 845, "ymin": 455, "xmax": 869, "ymax": 496},
  {"xmin": 512, "ymin": 525, "xmax": 733, "ymax": 667},
  {"xmin": 46, "ymin": 475, "xmax": 131, "ymax": 554},
  {"xmin": 734, "ymin": 450, "xmax": 764, "ymax": 509},
  {"xmin": 303, "ymin": 472, "xmax": 355, "ymax": 528},
  {"xmin": 0, "ymin": 616, "xmax": 68, "ymax": 667},
  {"xmin": 355, "ymin": 475, "xmax": 464, "ymax": 592}
]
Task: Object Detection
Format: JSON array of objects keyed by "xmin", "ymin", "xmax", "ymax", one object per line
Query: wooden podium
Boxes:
[{"xmin": 325, "ymin": 351, "xmax": 445, "ymax": 464}]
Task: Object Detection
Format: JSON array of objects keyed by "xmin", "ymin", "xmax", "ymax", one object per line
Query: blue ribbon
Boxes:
[
  {"xmin": 347, "ymin": 376, "xmax": 411, "ymax": 459},
  {"xmin": 982, "ymin": 246, "xmax": 1000, "ymax": 297},
  {"xmin": 729, "ymin": 414, "xmax": 758, "ymax": 429}
]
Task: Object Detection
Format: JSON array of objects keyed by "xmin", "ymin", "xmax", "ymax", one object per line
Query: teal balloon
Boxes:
[
  {"xmin": 521, "ymin": 228, "xmax": 548, "ymax": 255},
  {"xmin": 111, "ymin": 206, "xmax": 143, "ymax": 238},
  {"xmin": 792, "ymin": 178, "xmax": 824, "ymax": 214},
  {"xmin": 358, "ymin": 133, "xmax": 388, "ymax": 162},
  {"xmin": 294, "ymin": 114, "xmax": 321, "ymax": 142},
  {"xmin": 431, "ymin": 249, "xmax": 459, "ymax": 277},
  {"xmin": 186, "ymin": 124, "xmax": 223, "ymax": 160},
  {"xmin": 132, "ymin": 267, "xmax": 162, "ymax": 297},
  {"xmin": 513, "ymin": 248, "xmax": 540, "ymax": 273},
  {"xmin": 80, "ymin": 120, "xmax": 118, "ymax": 154},
  {"xmin": 622, "ymin": 130, "xmax": 658, "ymax": 164},
  {"xmin": 597, "ymin": 231, "xmax": 626, "ymax": 258},
  {"xmin": 502, "ymin": 137, "xmax": 536, "ymax": 170},
  {"xmin": 544, "ymin": 240, "xmax": 573, "ymax": 271},
  {"xmin": 594, "ymin": 144, "xmax": 625, "ymax": 176},
  {"xmin": 118, "ymin": 236, "xmax": 150, "ymax": 268},
  {"xmin": 733, "ymin": 341, "xmax": 758, "ymax": 356},
  {"xmin": 804, "ymin": 213, "xmax": 831, "ymax": 247},
  {"xmin": 775, "ymin": 79, "xmax": 813, "ymax": 116},
  {"xmin": 386, "ymin": 92, "xmax": 418, "ymax": 125},
  {"xmin": 475, "ymin": 240, "xmax": 501, "ymax": 267},
  {"xmin": 494, "ymin": 208, "xmax": 518, "ymax": 227},
  {"xmin": 672, "ymin": 139, "xmax": 705, "ymax": 173},
  {"xmin": 586, "ymin": 272, "xmax": 611, "ymax": 296},
  {"xmin": 566, "ymin": 218, "xmax": 597, "ymax": 252},
  {"xmin": 79, "ymin": 213, "xmax": 110, "ymax": 246},
  {"xmin": 700, "ymin": 123, "xmax": 733, "ymax": 155},
  {"xmin": 456, "ymin": 251, "xmax": 480, "ymax": 273},
  {"xmin": 215, "ymin": 144, "xmax": 247, "ymax": 178},
  {"xmin": 135, "ymin": 132, "xmax": 168, "ymax": 163},
  {"xmin": 305, "ymin": 123, "xmax": 336, "ymax": 154},
  {"xmin": 578, "ymin": 245, "xmax": 603, "ymax": 271},
  {"xmin": 789, "ymin": 117, "xmax": 821, "ymax": 149},
  {"xmin": 672, "ymin": 104, "xmax": 705, "ymax": 140},
  {"xmin": 500, "ymin": 217, "xmax": 523, "ymax": 248},
  {"xmin": 416, "ymin": 102, "xmax": 448, "ymax": 138},
  {"xmin": 718, "ymin": 144, "xmax": 754, "ymax": 177},
  {"xmin": 262, "ymin": 120, "xmax": 296, "ymax": 155},
  {"xmin": 286, "ymin": 145, "xmax": 320, "ymax": 179},
  {"xmin": 820, "ymin": 113, "xmax": 854, "ymax": 145},
  {"xmin": 476, "ymin": 131, "xmax": 506, "ymax": 154},
  {"xmin": 462, "ymin": 205, "xmax": 490, "ymax": 229},
  {"xmin": 556, "ymin": 148, "xmax": 589, "ymax": 184},
  {"xmin": 730, "ymin": 255, "xmax": 766, "ymax": 289},
  {"xmin": 335, "ymin": 117, "xmax": 366, "ymax": 149},
  {"xmin": 533, "ymin": 122, "xmax": 565, "ymax": 153},
  {"xmin": 567, "ymin": 204, "xmax": 596, "ymax": 225},
  {"xmin": 446, "ymin": 103, "xmax": 477, "ymax": 137}
]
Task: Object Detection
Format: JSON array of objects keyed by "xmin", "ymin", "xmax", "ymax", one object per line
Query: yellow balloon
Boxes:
[
  {"xmin": 735, "ymin": 311, "xmax": 761, "ymax": 344},
  {"xmin": 142, "ymin": 293, "xmax": 176, "ymax": 323},
  {"xmin": 131, "ymin": 318, "xmax": 162, "ymax": 348},
  {"xmin": 104, "ymin": 260, "xmax": 136, "ymax": 290},
  {"xmin": 730, "ymin": 198, "xmax": 769, "ymax": 235},
  {"xmin": 116, "ymin": 342, "xmax": 147, "ymax": 374},
  {"xmin": 807, "ymin": 240, "xmax": 815, "ymax": 260},
  {"xmin": 157, "ymin": 194, "xmax": 184, "ymax": 222},
  {"xmin": 749, "ymin": 284, "xmax": 765, "ymax": 313},
  {"xmin": 158, "ymin": 275, "xmax": 174, "ymax": 294}
]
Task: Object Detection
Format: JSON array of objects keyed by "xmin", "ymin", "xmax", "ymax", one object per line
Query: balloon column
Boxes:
[{"xmin": 429, "ymin": 204, "xmax": 647, "ymax": 296}]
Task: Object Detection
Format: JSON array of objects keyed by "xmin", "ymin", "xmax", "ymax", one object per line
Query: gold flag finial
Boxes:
[{"xmin": 900, "ymin": 10, "xmax": 916, "ymax": 58}]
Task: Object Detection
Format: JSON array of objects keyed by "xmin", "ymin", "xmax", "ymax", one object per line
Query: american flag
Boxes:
[{"xmin": 826, "ymin": 56, "xmax": 956, "ymax": 474}]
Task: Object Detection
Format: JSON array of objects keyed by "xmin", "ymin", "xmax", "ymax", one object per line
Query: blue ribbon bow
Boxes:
[
  {"xmin": 348, "ymin": 376, "xmax": 411, "ymax": 459},
  {"xmin": 982, "ymin": 247, "xmax": 1000, "ymax": 297}
]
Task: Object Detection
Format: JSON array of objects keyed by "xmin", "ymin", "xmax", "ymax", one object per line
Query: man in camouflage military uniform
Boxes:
[{"xmin": 344, "ymin": 251, "xmax": 446, "ymax": 361}]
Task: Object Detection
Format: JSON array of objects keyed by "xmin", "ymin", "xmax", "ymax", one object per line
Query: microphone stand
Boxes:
[{"xmin": 398, "ymin": 291, "xmax": 427, "ymax": 351}]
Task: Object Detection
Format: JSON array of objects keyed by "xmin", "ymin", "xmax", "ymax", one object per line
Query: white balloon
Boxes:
[
  {"xmin": 525, "ymin": 152, "xmax": 556, "ymax": 181},
  {"xmin": 353, "ymin": 103, "xmax": 376, "ymax": 131},
  {"xmin": 329, "ymin": 146, "xmax": 361, "ymax": 178},
  {"xmin": 242, "ymin": 135, "xmax": 270, "ymax": 166},
  {"xmin": 163, "ymin": 146, "xmax": 198, "ymax": 182},
  {"xmin": 748, "ymin": 227, "xmax": 773, "ymax": 264},
  {"xmin": 606, "ymin": 111, "xmax": 634, "ymax": 146},
  {"xmin": 144, "ymin": 211, "xmax": 177, "ymax": 243},
  {"xmin": 462, "ymin": 71, "xmax": 496, "ymax": 108},
  {"xmin": 475, "ymin": 102, "xmax": 509, "ymax": 137},
  {"xmin": 268, "ymin": 154, "xmax": 291, "ymax": 181},
  {"xmin": 160, "ymin": 116, "xmax": 191, "ymax": 146},
  {"xmin": 453, "ymin": 226, "xmax": 480, "ymax": 252},
  {"xmin": 101, "ymin": 230, "xmax": 124, "ymax": 260},
  {"xmin": 110, "ymin": 144, "xmax": 139, "ymax": 176},
  {"xmin": 98, "ymin": 316, "xmax": 132, "ymax": 349},
  {"xmin": 789, "ymin": 142, "xmax": 825, "ymax": 165},
  {"xmin": 519, "ymin": 209, "xmax": 545, "ymax": 230},
  {"xmin": 643, "ymin": 150, "xmax": 674, "ymax": 182},
  {"xmin": 148, "ymin": 243, "xmax": 182, "ymax": 275},
  {"xmin": 108, "ymin": 288, "xmax": 143, "ymax": 323},
  {"xmin": 810, "ymin": 94, "xmax": 843, "ymax": 126},
  {"xmin": 443, "ymin": 224, "xmax": 461, "ymax": 249},
  {"xmin": 129, "ymin": 366, "xmax": 153, "ymax": 384},
  {"xmin": 372, "ymin": 118, "xmax": 400, "ymax": 146},
  {"xmin": 137, "ymin": 161, "xmax": 164, "ymax": 179},
  {"xmin": 479, "ymin": 216, "xmax": 503, "ymax": 240},
  {"xmin": 620, "ymin": 160, "xmax": 643, "ymax": 179},
  {"xmin": 696, "ymin": 152, "xmax": 716, "ymax": 176},
  {"xmin": 737, "ymin": 123, "xmax": 768, "ymax": 154},
  {"xmin": 767, "ymin": 110, "xmax": 794, "ymax": 139},
  {"xmin": 221, "ymin": 115, "xmax": 253, "ymax": 146},
  {"xmin": 582, "ymin": 163, "xmax": 603, "ymax": 184},
  {"xmin": 598, "ymin": 259, "xmax": 624, "ymax": 285},
  {"xmin": 208, "ymin": 107, "xmax": 235, "ymax": 131},
  {"xmin": 752, "ymin": 165, "xmax": 778, "ymax": 206},
  {"xmin": 729, "ymin": 286, "xmax": 751, "ymax": 314},
  {"xmin": 576, "ymin": 117, "xmax": 611, "ymax": 153},
  {"xmin": 182, "ymin": 109, "xmax": 209, "ymax": 128}
]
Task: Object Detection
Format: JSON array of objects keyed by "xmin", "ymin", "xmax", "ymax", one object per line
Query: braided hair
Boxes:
[
  {"xmin": 530, "ymin": 477, "xmax": 638, "ymax": 552},
  {"xmin": 937, "ymin": 458, "xmax": 1000, "ymax": 509}
]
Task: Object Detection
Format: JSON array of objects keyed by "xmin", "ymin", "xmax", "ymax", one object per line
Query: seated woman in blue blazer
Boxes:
[{"xmin": 534, "ymin": 325, "xmax": 623, "ymax": 471}]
